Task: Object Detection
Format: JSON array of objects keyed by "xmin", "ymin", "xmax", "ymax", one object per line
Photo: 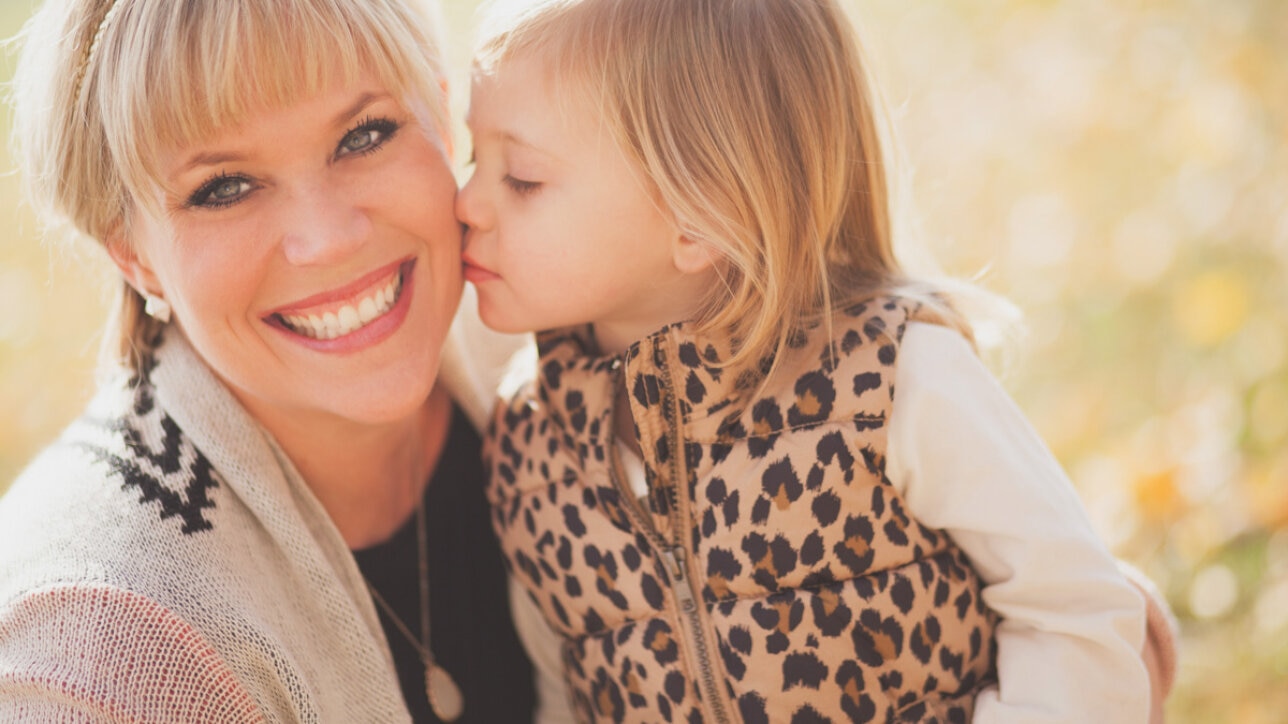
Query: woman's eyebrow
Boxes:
[
  {"xmin": 174, "ymin": 92, "xmax": 395, "ymax": 174},
  {"xmin": 332, "ymin": 91, "xmax": 391, "ymax": 126},
  {"xmin": 175, "ymin": 149, "xmax": 247, "ymax": 175}
]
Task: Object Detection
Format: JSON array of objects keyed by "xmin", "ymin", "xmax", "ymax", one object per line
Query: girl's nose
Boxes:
[
  {"xmin": 280, "ymin": 182, "xmax": 373, "ymax": 266},
  {"xmin": 454, "ymin": 169, "xmax": 492, "ymax": 232}
]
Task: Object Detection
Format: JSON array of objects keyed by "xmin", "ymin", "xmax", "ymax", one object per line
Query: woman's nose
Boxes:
[{"xmin": 280, "ymin": 182, "xmax": 373, "ymax": 266}]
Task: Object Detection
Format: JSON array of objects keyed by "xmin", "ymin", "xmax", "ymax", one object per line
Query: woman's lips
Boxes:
[
  {"xmin": 277, "ymin": 271, "xmax": 403, "ymax": 340},
  {"xmin": 266, "ymin": 256, "xmax": 412, "ymax": 340}
]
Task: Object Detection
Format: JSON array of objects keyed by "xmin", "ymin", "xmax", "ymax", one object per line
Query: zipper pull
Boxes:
[
  {"xmin": 662, "ymin": 546, "xmax": 686, "ymax": 582},
  {"xmin": 662, "ymin": 546, "xmax": 699, "ymax": 613}
]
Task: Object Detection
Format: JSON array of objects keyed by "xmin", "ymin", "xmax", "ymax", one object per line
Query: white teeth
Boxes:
[
  {"xmin": 280, "ymin": 270, "xmax": 403, "ymax": 340},
  {"xmin": 339, "ymin": 305, "xmax": 359, "ymax": 328}
]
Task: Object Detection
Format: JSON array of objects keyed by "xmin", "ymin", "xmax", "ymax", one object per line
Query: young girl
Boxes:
[{"xmin": 458, "ymin": 0, "xmax": 1164, "ymax": 721}]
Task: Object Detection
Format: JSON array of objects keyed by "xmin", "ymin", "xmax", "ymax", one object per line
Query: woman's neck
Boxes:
[{"xmin": 251, "ymin": 385, "xmax": 454, "ymax": 549}]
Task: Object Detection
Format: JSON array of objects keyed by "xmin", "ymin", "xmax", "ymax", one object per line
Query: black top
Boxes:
[{"xmin": 353, "ymin": 405, "xmax": 536, "ymax": 723}]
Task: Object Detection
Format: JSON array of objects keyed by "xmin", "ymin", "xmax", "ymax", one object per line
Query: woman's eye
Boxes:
[
  {"xmin": 187, "ymin": 175, "xmax": 254, "ymax": 208},
  {"xmin": 337, "ymin": 118, "xmax": 399, "ymax": 158},
  {"xmin": 503, "ymin": 175, "xmax": 542, "ymax": 196}
]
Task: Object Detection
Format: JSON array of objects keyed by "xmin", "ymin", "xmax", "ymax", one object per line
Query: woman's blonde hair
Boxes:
[
  {"xmin": 476, "ymin": 0, "xmax": 994, "ymax": 379},
  {"xmin": 9, "ymin": 0, "xmax": 449, "ymax": 372}
]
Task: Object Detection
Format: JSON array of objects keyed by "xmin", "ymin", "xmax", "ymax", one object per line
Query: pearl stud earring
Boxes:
[{"xmin": 144, "ymin": 294, "xmax": 172, "ymax": 323}]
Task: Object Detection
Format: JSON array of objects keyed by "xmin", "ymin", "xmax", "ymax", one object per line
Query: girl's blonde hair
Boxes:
[
  {"xmin": 476, "ymin": 0, "xmax": 992, "ymax": 378},
  {"xmin": 10, "ymin": 0, "xmax": 449, "ymax": 372}
]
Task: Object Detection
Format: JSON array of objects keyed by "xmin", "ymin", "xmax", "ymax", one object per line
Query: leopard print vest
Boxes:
[{"xmin": 486, "ymin": 297, "xmax": 997, "ymax": 723}]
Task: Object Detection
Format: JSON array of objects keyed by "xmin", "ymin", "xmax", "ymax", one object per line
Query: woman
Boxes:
[{"xmin": 0, "ymin": 0, "xmax": 540, "ymax": 721}]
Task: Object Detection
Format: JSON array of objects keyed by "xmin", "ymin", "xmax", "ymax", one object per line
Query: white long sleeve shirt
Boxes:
[{"xmin": 510, "ymin": 321, "xmax": 1149, "ymax": 724}]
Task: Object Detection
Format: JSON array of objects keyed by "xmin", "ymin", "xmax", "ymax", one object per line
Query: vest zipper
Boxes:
[
  {"xmin": 660, "ymin": 545, "xmax": 732, "ymax": 724},
  {"xmin": 607, "ymin": 356, "xmax": 734, "ymax": 724}
]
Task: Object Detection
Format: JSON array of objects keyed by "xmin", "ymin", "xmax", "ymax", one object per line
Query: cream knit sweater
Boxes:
[{"xmin": 0, "ymin": 300, "xmax": 519, "ymax": 722}]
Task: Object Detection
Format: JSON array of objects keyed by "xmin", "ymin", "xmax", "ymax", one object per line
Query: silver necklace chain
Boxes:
[{"xmin": 363, "ymin": 499, "xmax": 464, "ymax": 721}]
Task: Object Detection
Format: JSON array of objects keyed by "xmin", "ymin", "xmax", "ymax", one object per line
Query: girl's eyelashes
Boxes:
[
  {"xmin": 503, "ymin": 174, "xmax": 542, "ymax": 196},
  {"xmin": 468, "ymin": 143, "xmax": 539, "ymax": 194},
  {"xmin": 336, "ymin": 116, "xmax": 400, "ymax": 159},
  {"xmin": 185, "ymin": 173, "xmax": 257, "ymax": 209}
]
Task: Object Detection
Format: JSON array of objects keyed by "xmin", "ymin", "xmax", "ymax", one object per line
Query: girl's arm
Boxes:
[
  {"xmin": 885, "ymin": 322, "xmax": 1164, "ymax": 723},
  {"xmin": 509, "ymin": 578, "xmax": 578, "ymax": 724}
]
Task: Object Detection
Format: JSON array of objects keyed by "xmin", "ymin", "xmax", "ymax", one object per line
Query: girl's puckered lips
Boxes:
[{"xmin": 461, "ymin": 254, "xmax": 500, "ymax": 284}]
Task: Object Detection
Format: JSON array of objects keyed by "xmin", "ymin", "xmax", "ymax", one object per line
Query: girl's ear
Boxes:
[
  {"xmin": 671, "ymin": 233, "xmax": 717, "ymax": 275},
  {"xmin": 104, "ymin": 225, "xmax": 162, "ymax": 298}
]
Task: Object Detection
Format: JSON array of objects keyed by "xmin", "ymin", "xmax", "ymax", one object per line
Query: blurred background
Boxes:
[{"xmin": 1, "ymin": 0, "xmax": 1284, "ymax": 720}]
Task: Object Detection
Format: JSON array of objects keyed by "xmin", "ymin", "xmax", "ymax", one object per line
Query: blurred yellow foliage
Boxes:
[
  {"xmin": 1243, "ymin": 461, "xmax": 1288, "ymax": 529},
  {"xmin": 1133, "ymin": 467, "xmax": 1185, "ymax": 524},
  {"xmin": 1172, "ymin": 269, "xmax": 1253, "ymax": 348}
]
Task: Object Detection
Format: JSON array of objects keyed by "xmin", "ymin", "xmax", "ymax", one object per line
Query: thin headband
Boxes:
[{"xmin": 72, "ymin": 0, "xmax": 125, "ymax": 105}]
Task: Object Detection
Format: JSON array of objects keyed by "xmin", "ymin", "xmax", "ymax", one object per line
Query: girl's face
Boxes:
[
  {"xmin": 117, "ymin": 74, "xmax": 463, "ymax": 431},
  {"xmin": 457, "ymin": 54, "xmax": 715, "ymax": 355}
]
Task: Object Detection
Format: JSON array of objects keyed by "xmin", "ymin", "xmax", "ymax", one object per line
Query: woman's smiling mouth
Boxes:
[
  {"xmin": 267, "ymin": 259, "xmax": 414, "ymax": 343},
  {"xmin": 279, "ymin": 271, "xmax": 402, "ymax": 339}
]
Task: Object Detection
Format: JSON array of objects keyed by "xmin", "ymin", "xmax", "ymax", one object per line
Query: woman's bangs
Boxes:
[{"xmin": 107, "ymin": 0, "xmax": 431, "ymax": 193}]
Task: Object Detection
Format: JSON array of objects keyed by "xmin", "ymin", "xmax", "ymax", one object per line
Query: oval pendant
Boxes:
[{"xmin": 426, "ymin": 664, "xmax": 464, "ymax": 722}]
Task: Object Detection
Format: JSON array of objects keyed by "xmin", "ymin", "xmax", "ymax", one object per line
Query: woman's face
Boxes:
[{"xmin": 118, "ymin": 74, "xmax": 463, "ymax": 430}]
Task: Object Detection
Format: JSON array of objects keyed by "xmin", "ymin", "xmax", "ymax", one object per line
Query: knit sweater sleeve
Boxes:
[
  {"xmin": 884, "ymin": 322, "xmax": 1153, "ymax": 724},
  {"xmin": 0, "ymin": 583, "xmax": 266, "ymax": 723}
]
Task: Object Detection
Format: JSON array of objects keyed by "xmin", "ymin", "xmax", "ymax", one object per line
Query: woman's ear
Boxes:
[
  {"xmin": 103, "ymin": 225, "xmax": 161, "ymax": 298},
  {"xmin": 671, "ymin": 233, "xmax": 718, "ymax": 275}
]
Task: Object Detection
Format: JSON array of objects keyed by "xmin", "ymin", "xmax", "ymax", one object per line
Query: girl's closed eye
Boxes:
[
  {"xmin": 336, "ymin": 116, "xmax": 400, "ymax": 159},
  {"xmin": 186, "ymin": 173, "xmax": 258, "ymax": 209},
  {"xmin": 503, "ymin": 174, "xmax": 542, "ymax": 195}
]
